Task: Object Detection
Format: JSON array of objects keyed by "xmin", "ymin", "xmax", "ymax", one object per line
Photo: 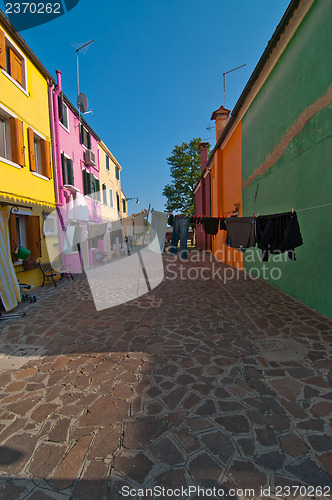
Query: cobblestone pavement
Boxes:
[{"xmin": 0, "ymin": 253, "xmax": 331, "ymax": 500}]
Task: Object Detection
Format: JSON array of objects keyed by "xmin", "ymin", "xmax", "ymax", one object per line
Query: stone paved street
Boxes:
[{"xmin": 0, "ymin": 253, "xmax": 331, "ymax": 500}]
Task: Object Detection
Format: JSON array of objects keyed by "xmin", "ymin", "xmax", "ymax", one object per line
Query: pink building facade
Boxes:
[{"xmin": 50, "ymin": 70, "xmax": 103, "ymax": 271}]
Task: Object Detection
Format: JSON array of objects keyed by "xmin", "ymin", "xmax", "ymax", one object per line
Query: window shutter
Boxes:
[
  {"xmin": 9, "ymin": 48, "xmax": 22, "ymax": 86},
  {"xmin": 67, "ymin": 159, "xmax": 74, "ymax": 186},
  {"xmin": 80, "ymin": 124, "xmax": 83, "ymax": 145},
  {"xmin": 88, "ymin": 173, "xmax": 93, "ymax": 196},
  {"xmin": 87, "ymin": 132, "xmax": 91, "ymax": 149},
  {"xmin": 26, "ymin": 216, "xmax": 41, "ymax": 259},
  {"xmin": 40, "ymin": 139, "xmax": 52, "ymax": 179},
  {"xmin": 0, "ymin": 29, "xmax": 6, "ymax": 70},
  {"xmin": 58, "ymin": 93, "xmax": 64, "ymax": 121},
  {"xmin": 10, "ymin": 118, "xmax": 25, "ymax": 167},
  {"xmin": 9, "ymin": 213, "xmax": 18, "ymax": 262},
  {"xmin": 96, "ymin": 179, "xmax": 100, "ymax": 201},
  {"xmin": 82, "ymin": 170, "xmax": 88, "ymax": 195},
  {"xmin": 61, "ymin": 152, "xmax": 67, "ymax": 184},
  {"xmin": 27, "ymin": 127, "xmax": 36, "ymax": 172}
]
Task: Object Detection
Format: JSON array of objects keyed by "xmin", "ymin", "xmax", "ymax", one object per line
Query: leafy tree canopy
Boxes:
[{"xmin": 162, "ymin": 137, "xmax": 204, "ymax": 215}]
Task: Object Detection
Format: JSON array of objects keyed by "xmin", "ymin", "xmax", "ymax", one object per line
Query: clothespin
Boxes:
[
  {"xmin": 253, "ymin": 213, "xmax": 255, "ymax": 219},
  {"xmin": 292, "ymin": 208, "xmax": 294, "ymax": 213}
]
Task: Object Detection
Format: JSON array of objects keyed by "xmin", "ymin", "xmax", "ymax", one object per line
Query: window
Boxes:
[
  {"xmin": 58, "ymin": 94, "xmax": 69, "ymax": 131},
  {"xmin": 28, "ymin": 127, "xmax": 52, "ymax": 178},
  {"xmin": 95, "ymin": 179, "xmax": 101, "ymax": 202},
  {"xmin": 102, "ymin": 184, "xmax": 107, "ymax": 204},
  {"xmin": 0, "ymin": 28, "xmax": 27, "ymax": 92},
  {"xmin": 43, "ymin": 214, "xmax": 57, "ymax": 236},
  {"xmin": 0, "ymin": 116, "xmax": 12, "ymax": 161},
  {"xmin": 80, "ymin": 124, "xmax": 91, "ymax": 149},
  {"xmin": 33, "ymin": 136, "xmax": 42, "ymax": 175},
  {"xmin": 61, "ymin": 152, "xmax": 74, "ymax": 186},
  {"xmin": 0, "ymin": 107, "xmax": 24, "ymax": 167},
  {"xmin": 109, "ymin": 188, "xmax": 113, "ymax": 208},
  {"xmin": 105, "ymin": 154, "xmax": 109, "ymax": 171},
  {"xmin": 116, "ymin": 192, "xmax": 120, "ymax": 212},
  {"xmin": 82, "ymin": 170, "xmax": 100, "ymax": 201},
  {"xmin": 115, "ymin": 166, "xmax": 120, "ymax": 180},
  {"xmin": 122, "ymin": 199, "xmax": 126, "ymax": 213},
  {"xmin": 9, "ymin": 212, "xmax": 41, "ymax": 263}
]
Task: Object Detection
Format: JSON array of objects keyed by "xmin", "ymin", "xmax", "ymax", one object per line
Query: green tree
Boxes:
[{"xmin": 163, "ymin": 138, "xmax": 203, "ymax": 215}]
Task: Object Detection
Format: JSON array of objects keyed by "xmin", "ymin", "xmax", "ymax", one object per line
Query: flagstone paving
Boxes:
[{"xmin": 0, "ymin": 253, "xmax": 331, "ymax": 499}]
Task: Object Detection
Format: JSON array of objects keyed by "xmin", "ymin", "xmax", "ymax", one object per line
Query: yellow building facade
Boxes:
[
  {"xmin": 0, "ymin": 13, "xmax": 57, "ymax": 290},
  {"xmin": 98, "ymin": 140, "xmax": 126, "ymax": 221}
]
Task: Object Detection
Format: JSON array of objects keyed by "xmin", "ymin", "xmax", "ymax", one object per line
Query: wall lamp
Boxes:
[{"xmin": 126, "ymin": 197, "xmax": 139, "ymax": 204}]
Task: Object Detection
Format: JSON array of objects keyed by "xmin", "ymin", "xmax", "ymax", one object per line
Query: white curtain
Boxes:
[{"xmin": 0, "ymin": 211, "xmax": 21, "ymax": 311}]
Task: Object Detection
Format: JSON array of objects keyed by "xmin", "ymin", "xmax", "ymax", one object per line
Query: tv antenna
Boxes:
[
  {"xmin": 75, "ymin": 39, "xmax": 94, "ymax": 95},
  {"xmin": 223, "ymin": 64, "xmax": 246, "ymax": 108}
]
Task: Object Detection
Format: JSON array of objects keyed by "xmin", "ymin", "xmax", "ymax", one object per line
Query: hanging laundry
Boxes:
[
  {"xmin": 256, "ymin": 211, "xmax": 303, "ymax": 261},
  {"xmin": 168, "ymin": 213, "xmax": 174, "ymax": 226},
  {"xmin": 225, "ymin": 217, "xmax": 256, "ymax": 251},
  {"xmin": 133, "ymin": 211, "xmax": 146, "ymax": 234},
  {"xmin": 203, "ymin": 217, "xmax": 220, "ymax": 235},
  {"xmin": 121, "ymin": 216, "xmax": 134, "ymax": 238},
  {"xmin": 220, "ymin": 218, "xmax": 226, "ymax": 231},
  {"xmin": 169, "ymin": 215, "xmax": 190, "ymax": 259}
]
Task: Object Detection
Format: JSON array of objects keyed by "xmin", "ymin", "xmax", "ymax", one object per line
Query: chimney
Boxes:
[
  {"xmin": 211, "ymin": 105, "xmax": 230, "ymax": 141},
  {"xmin": 56, "ymin": 69, "xmax": 62, "ymax": 92},
  {"xmin": 198, "ymin": 142, "xmax": 209, "ymax": 173}
]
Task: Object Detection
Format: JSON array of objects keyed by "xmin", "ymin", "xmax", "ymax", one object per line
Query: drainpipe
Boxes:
[
  {"xmin": 52, "ymin": 70, "xmax": 66, "ymax": 232},
  {"xmin": 53, "ymin": 70, "xmax": 63, "ymax": 207},
  {"xmin": 47, "ymin": 79, "xmax": 59, "ymax": 206}
]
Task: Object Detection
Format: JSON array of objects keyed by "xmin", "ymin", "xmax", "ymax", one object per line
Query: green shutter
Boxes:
[
  {"xmin": 96, "ymin": 179, "xmax": 100, "ymax": 201},
  {"xmin": 83, "ymin": 170, "xmax": 88, "ymax": 195},
  {"xmin": 67, "ymin": 159, "xmax": 74, "ymax": 186},
  {"xmin": 61, "ymin": 152, "xmax": 67, "ymax": 184},
  {"xmin": 58, "ymin": 93, "xmax": 64, "ymax": 122}
]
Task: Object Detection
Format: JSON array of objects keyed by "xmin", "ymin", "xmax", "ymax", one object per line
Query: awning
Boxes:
[{"xmin": 0, "ymin": 211, "xmax": 21, "ymax": 311}]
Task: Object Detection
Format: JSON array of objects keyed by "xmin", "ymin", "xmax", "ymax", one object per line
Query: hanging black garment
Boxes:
[
  {"xmin": 168, "ymin": 213, "xmax": 174, "ymax": 226},
  {"xmin": 256, "ymin": 211, "xmax": 303, "ymax": 261},
  {"xmin": 220, "ymin": 218, "xmax": 226, "ymax": 231},
  {"xmin": 225, "ymin": 217, "xmax": 256, "ymax": 251},
  {"xmin": 203, "ymin": 217, "xmax": 220, "ymax": 235}
]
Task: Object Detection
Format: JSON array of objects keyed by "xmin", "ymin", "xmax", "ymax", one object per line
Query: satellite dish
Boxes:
[{"xmin": 77, "ymin": 93, "xmax": 88, "ymax": 113}]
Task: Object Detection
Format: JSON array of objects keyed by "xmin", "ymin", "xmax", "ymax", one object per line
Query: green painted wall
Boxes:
[{"xmin": 242, "ymin": 0, "xmax": 332, "ymax": 319}]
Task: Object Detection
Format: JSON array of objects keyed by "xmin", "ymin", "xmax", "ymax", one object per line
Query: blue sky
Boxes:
[{"xmin": 1, "ymin": 0, "xmax": 290, "ymax": 214}]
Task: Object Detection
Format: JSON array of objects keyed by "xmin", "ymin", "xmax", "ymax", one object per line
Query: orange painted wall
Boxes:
[{"xmin": 211, "ymin": 121, "xmax": 243, "ymax": 268}]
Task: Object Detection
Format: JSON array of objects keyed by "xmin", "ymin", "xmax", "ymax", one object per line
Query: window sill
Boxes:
[
  {"xmin": 59, "ymin": 121, "xmax": 70, "ymax": 133},
  {"xmin": 0, "ymin": 156, "xmax": 22, "ymax": 169},
  {"xmin": 1, "ymin": 69, "xmax": 29, "ymax": 96},
  {"xmin": 32, "ymin": 172, "xmax": 50, "ymax": 181},
  {"xmin": 62, "ymin": 185, "xmax": 80, "ymax": 194}
]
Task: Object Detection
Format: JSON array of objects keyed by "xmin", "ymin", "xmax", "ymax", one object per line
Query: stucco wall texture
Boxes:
[{"xmin": 242, "ymin": 0, "xmax": 332, "ymax": 318}]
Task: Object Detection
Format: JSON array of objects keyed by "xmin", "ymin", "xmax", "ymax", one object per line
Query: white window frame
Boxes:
[
  {"xmin": 0, "ymin": 104, "xmax": 20, "ymax": 169},
  {"xmin": 30, "ymin": 127, "xmax": 46, "ymax": 178},
  {"xmin": 43, "ymin": 213, "xmax": 57, "ymax": 236},
  {"xmin": 1, "ymin": 33, "xmax": 28, "ymax": 95},
  {"xmin": 13, "ymin": 211, "xmax": 30, "ymax": 266},
  {"xmin": 109, "ymin": 188, "xmax": 113, "ymax": 208},
  {"xmin": 59, "ymin": 101, "xmax": 69, "ymax": 133}
]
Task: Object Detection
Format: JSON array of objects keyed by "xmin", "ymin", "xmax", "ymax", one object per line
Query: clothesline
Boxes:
[{"xmin": 296, "ymin": 202, "xmax": 332, "ymax": 212}]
